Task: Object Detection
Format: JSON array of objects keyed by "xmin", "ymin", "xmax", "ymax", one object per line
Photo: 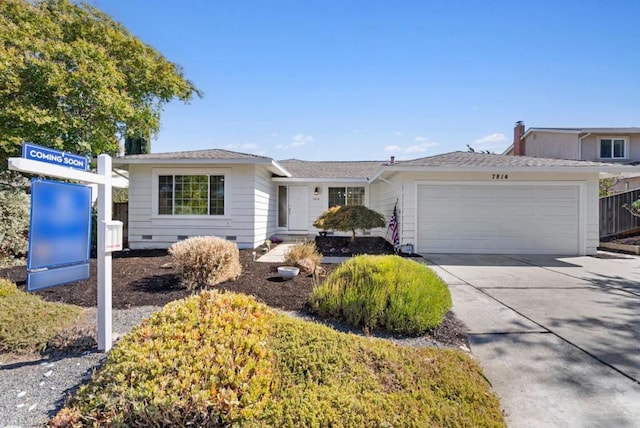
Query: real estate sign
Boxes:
[
  {"xmin": 22, "ymin": 142, "xmax": 89, "ymax": 171},
  {"xmin": 27, "ymin": 179, "xmax": 92, "ymax": 291}
]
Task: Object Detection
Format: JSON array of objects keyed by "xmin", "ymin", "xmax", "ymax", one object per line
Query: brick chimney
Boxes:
[{"xmin": 513, "ymin": 121, "xmax": 525, "ymax": 156}]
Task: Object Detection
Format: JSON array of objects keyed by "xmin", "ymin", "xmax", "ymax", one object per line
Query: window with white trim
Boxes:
[
  {"xmin": 600, "ymin": 138, "xmax": 626, "ymax": 159},
  {"xmin": 328, "ymin": 186, "xmax": 365, "ymax": 207},
  {"xmin": 158, "ymin": 174, "xmax": 225, "ymax": 215}
]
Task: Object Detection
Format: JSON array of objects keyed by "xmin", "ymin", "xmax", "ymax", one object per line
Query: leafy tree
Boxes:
[
  {"xmin": 623, "ymin": 199, "xmax": 640, "ymax": 218},
  {"xmin": 313, "ymin": 205, "xmax": 386, "ymax": 241},
  {"xmin": 599, "ymin": 177, "xmax": 618, "ymax": 197},
  {"xmin": 0, "ymin": 0, "xmax": 201, "ymax": 165}
]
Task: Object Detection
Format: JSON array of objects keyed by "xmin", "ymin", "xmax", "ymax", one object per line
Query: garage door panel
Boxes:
[{"xmin": 417, "ymin": 184, "xmax": 580, "ymax": 254}]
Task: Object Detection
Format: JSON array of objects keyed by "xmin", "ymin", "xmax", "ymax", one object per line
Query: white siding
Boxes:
[
  {"xmin": 127, "ymin": 164, "xmax": 271, "ymax": 250},
  {"xmin": 369, "ymin": 172, "xmax": 404, "ymax": 243},
  {"xmin": 253, "ymin": 165, "xmax": 277, "ymax": 248}
]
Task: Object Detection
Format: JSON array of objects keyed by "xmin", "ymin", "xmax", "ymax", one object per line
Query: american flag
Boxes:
[{"xmin": 389, "ymin": 204, "xmax": 399, "ymax": 248}]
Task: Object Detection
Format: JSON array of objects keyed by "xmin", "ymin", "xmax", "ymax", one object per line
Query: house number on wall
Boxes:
[{"xmin": 492, "ymin": 174, "xmax": 509, "ymax": 180}]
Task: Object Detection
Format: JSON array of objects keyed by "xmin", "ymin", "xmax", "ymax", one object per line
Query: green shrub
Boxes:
[
  {"xmin": 283, "ymin": 241, "xmax": 323, "ymax": 273},
  {"xmin": 0, "ymin": 189, "xmax": 30, "ymax": 265},
  {"xmin": 52, "ymin": 292, "xmax": 505, "ymax": 427},
  {"xmin": 0, "ymin": 278, "xmax": 82, "ymax": 354},
  {"xmin": 52, "ymin": 291, "xmax": 275, "ymax": 427},
  {"xmin": 313, "ymin": 205, "xmax": 386, "ymax": 240},
  {"xmin": 309, "ymin": 255, "xmax": 452, "ymax": 334},
  {"xmin": 168, "ymin": 236, "xmax": 242, "ymax": 291}
]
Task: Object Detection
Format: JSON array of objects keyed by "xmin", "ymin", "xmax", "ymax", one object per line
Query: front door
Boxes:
[{"xmin": 288, "ymin": 186, "xmax": 309, "ymax": 231}]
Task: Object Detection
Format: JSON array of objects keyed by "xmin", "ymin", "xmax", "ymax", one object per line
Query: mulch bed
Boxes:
[
  {"xmin": 314, "ymin": 236, "xmax": 421, "ymax": 257},
  {"xmin": 0, "ymin": 244, "xmax": 467, "ymax": 347},
  {"xmin": 0, "ymin": 248, "xmax": 332, "ymax": 311}
]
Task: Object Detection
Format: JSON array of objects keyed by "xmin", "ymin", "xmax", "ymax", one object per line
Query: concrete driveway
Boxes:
[{"xmin": 422, "ymin": 252, "xmax": 640, "ymax": 428}]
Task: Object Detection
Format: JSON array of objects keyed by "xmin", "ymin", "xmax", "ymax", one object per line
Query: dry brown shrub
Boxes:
[
  {"xmin": 47, "ymin": 324, "xmax": 97, "ymax": 353},
  {"xmin": 295, "ymin": 258, "xmax": 316, "ymax": 274},
  {"xmin": 168, "ymin": 236, "xmax": 242, "ymax": 291},
  {"xmin": 284, "ymin": 241, "xmax": 323, "ymax": 272}
]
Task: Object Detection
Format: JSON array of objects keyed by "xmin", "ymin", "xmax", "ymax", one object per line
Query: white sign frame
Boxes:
[{"xmin": 9, "ymin": 154, "xmax": 115, "ymax": 352}]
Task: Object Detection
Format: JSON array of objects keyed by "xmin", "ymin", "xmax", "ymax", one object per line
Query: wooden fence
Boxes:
[
  {"xmin": 113, "ymin": 201, "xmax": 129, "ymax": 248},
  {"xmin": 599, "ymin": 189, "xmax": 640, "ymax": 238}
]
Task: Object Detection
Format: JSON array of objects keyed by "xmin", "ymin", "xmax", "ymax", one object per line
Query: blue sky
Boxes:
[{"xmin": 93, "ymin": 0, "xmax": 640, "ymax": 161}]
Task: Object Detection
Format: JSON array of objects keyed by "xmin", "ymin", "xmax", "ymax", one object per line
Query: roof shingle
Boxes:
[
  {"xmin": 396, "ymin": 151, "xmax": 630, "ymax": 168},
  {"xmin": 278, "ymin": 159, "xmax": 384, "ymax": 179},
  {"xmin": 118, "ymin": 148, "xmax": 271, "ymax": 161}
]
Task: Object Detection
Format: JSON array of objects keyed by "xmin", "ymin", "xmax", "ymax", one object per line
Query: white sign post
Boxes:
[
  {"xmin": 9, "ymin": 152, "xmax": 119, "ymax": 352},
  {"xmin": 97, "ymin": 155, "xmax": 113, "ymax": 352}
]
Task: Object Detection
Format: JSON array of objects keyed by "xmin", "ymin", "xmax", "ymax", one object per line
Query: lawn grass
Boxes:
[
  {"xmin": 52, "ymin": 291, "xmax": 505, "ymax": 427},
  {"xmin": 0, "ymin": 278, "xmax": 83, "ymax": 354}
]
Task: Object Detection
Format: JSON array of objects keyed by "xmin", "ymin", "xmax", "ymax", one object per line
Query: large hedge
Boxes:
[
  {"xmin": 0, "ymin": 189, "xmax": 30, "ymax": 265},
  {"xmin": 52, "ymin": 291, "xmax": 504, "ymax": 427}
]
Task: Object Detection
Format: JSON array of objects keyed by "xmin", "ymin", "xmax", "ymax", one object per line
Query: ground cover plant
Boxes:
[
  {"xmin": 51, "ymin": 291, "xmax": 504, "ymax": 427},
  {"xmin": 309, "ymin": 255, "xmax": 452, "ymax": 335},
  {"xmin": 0, "ymin": 278, "xmax": 83, "ymax": 354}
]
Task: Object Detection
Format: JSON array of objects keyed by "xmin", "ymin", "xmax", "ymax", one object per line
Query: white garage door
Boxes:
[{"xmin": 417, "ymin": 183, "xmax": 581, "ymax": 254}]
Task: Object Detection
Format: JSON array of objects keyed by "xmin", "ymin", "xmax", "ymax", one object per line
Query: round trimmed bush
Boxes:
[
  {"xmin": 309, "ymin": 255, "xmax": 452, "ymax": 334},
  {"xmin": 169, "ymin": 236, "xmax": 241, "ymax": 290}
]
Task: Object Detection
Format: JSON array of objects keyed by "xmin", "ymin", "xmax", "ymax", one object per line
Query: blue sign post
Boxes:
[{"xmin": 27, "ymin": 179, "xmax": 92, "ymax": 291}]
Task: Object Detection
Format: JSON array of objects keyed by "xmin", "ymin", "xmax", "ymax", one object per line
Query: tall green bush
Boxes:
[
  {"xmin": 0, "ymin": 189, "xmax": 30, "ymax": 265},
  {"xmin": 309, "ymin": 255, "xmax": 452, "ymax": 334}
]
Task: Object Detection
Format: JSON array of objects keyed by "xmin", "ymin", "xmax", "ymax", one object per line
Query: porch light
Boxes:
[{"xmin": 314, "ymin": 187, "xmax": 319, "ymax": 196}]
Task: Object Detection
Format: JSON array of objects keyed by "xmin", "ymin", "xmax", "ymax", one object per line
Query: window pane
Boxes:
[
  {"xmin": 175, "ymin": 175, "xmax": 208, "ymax": 215},
  {"xmin": 158, "ymin": 175, "xmax": 173, "ymax": 214},
  {"xmin": 600, "ymin": 139, "xmax": 612, "ymax": 158},
  {"xmin": 278, "ymin": 186, "xmax": 287, "ymax": 227},
  {"xmin": 328, "ymin": 187, "xmax": 345, "ymax": 207},
  {"xmin": 613, "ymin": 139, "xmax": 625, "ymax": 158},
  {"xmin": 209, "ymin": 175, "xmax": 225, "ymax": 215},
  {"xmin": 346, "ymin": 187, "xmax": 365, "ymax": 205}
]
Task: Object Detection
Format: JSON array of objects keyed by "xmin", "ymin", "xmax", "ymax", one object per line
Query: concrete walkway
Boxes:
[
  {"xmin": 423, "ymin": 252, "xmax": 640, "ymax": 428},
  {"xmin": 257, "ymin": 244, "xmax": 347, "ymax": 264}
]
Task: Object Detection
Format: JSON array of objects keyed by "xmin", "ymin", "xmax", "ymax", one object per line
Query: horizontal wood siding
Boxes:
[
  {"xmin": 599, "ymin": 189, "xmax": 640, "ymax": 238},
  {"xmin": 370, "ymin": 173, "xmax": 403, "ymax": 242},
  {"xmin": 254, "ymin": 166, "xmax": 277, "ymax": 247},
  {"xmin": 127, "ymin": 164, "xmax": 260, "ymax": 250}
]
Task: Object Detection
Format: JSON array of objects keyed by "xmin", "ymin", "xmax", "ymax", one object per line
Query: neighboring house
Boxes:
[
  {"xmin": 113, "ymin": 149, "xmax": 635, "ymax": 256},
  {"xmin": 504, "ymin": 121, "xmax": 640, "ymax": 192}
]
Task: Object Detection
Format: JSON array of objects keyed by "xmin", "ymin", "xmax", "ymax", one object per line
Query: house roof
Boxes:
[
  {"xmin": 116, "ymin": 148, "xmax": 272, "ymax": 161},
  {"xmin": 112, "ymin": 148, "xmax": 639, "ymax": 182},
  {"xmin": 113, "ymin": 148, "xmax": 291, "ymax": 177},
  {"xmin": 370, "ymin": 151, "xmax": 640, "ymax": 181},
  {"xmin": 277, "ymin": 159, "xmax": 384, "ymax": 181},
  {"xmin": 526, "ymin": 127, "xmax": 640, "ymax": 135},
  {"xmin": 396, "ymin": 151, "xmax": 615, "ymax": 168}
]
